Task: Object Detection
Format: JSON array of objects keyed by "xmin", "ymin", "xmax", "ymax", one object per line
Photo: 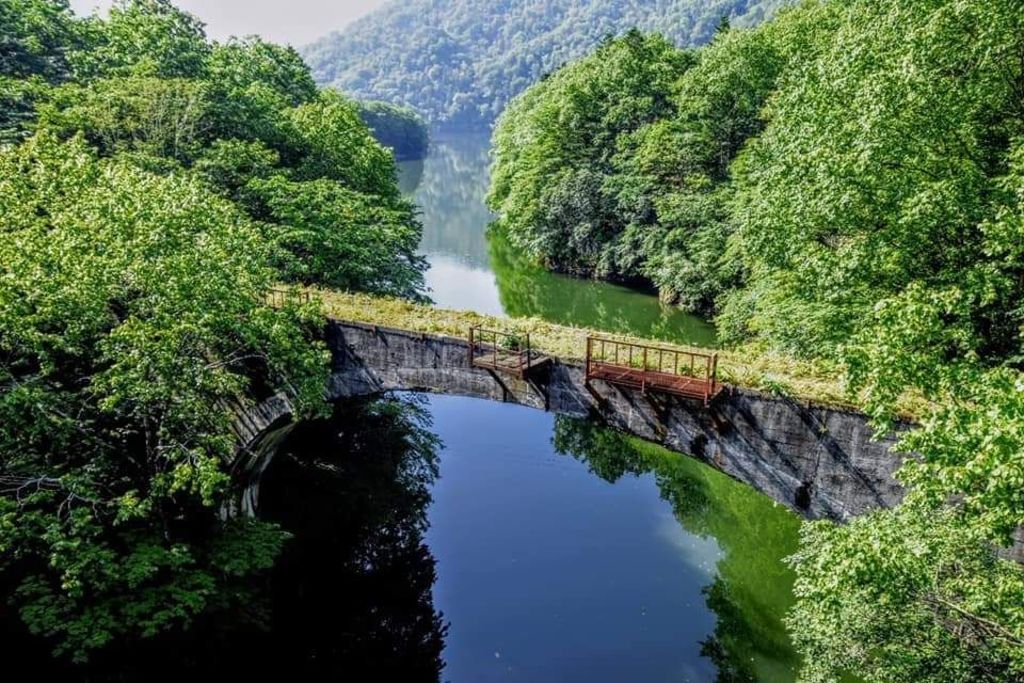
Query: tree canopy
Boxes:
[{"xmin": 355, "ymin": 100, "xmax": 429, "ymax": 161}]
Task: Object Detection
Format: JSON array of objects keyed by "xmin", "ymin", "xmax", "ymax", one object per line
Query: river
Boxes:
[
  {"xmin": 362, "ymin": 134, "xmax": 798, "ymax": 680},
  {"xmin": 256, "ymin": 393, "xmax": 802, "ymax": 682},
  {"xmin": 399, "ymin": 133, "xmax": 718, "ymax": 348}
]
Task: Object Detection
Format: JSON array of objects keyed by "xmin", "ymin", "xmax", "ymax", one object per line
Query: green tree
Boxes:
[
  {"xmin": 0, "ymin": 0, "xmax": 77, "ymax": 79},
  {"xmin": 489, "ymin": 31, "xmax": 694, "ymax": 278},
  {"xmin": 489, "ymin": 12, "xmax": 825, "ymax": 314},
  {"xmin": 722, "ymin": 0, "xmax": 1024, "ymax": 356},
  {"xmin": 70, "ymin": 0, "xmax": 210, "ymax": 81},
  {"xmin": 789, "ymin": 503, "xmax": 1024, "ymax": 682},
  {"xmin": 247, "ymin": 175, "xmax": 426, "ymax": 296},
  {"xmin": 750, "ymin": 2, "xmax": 1024, "ymax": 679},
  {"xmin": 0, "ymin": 0, "xmax": 427, "ymax": 664},
  {"xmin": 355, "ymin": 100, "xmax": 429, "ymax": 161},
  {"xmin": 0, "ymin": 133, "xmax": 328, "ymax": 661},
  {"xmin": 193, "ymin": 138, "xmax": 280, "ymax": 200},
  {"xmin": 0, "ymin": 0, "xmax": 80, "ymax": 141},
  {"xmin": 285, "ymin": 89, "xmax": 400, "ymax": 195},
  {"xmin": 206, "ymin": 36, "xmax": 317, "ymax": 148},
  {"xmin": 38, "ymin": 75, "xmax": 211, "ymax": 161}
]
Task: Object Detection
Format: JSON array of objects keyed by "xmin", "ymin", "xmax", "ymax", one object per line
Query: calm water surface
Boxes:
[
  {"xmin": 8, "ymin": 397, "xmax": 801, "ymax": 682},
  {"xmin": 399, "ymin": 134, "xmax": 717, "ymax": 348},
  {"xmin": 259, "ymin": 394, "xmax": 802, "ymax": 682}
]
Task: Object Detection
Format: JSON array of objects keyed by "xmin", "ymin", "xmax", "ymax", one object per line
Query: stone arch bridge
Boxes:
[{"xmin": 231, "ymin": 319, "xmax": 908, "ymax": 521}]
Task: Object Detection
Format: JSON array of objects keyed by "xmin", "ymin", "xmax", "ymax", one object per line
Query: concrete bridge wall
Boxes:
[{"xmin": 316, "ymin": 320, "xmax": 907, "ymax": 521}]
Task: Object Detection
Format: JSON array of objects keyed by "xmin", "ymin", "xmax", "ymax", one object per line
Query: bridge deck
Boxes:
[
  {"xmin": 468, "ymin": 327, "xmax": 550, "ymax": 379},
  {"xmin": 470, "ymin": 346, "xmax": 551, "ymax": 378},
  {"xmin": 586, "ymin": 336, "xmax": 722, "ymax": 406},
  {"xmin": 588, "ymin": 362, "xmax": 721, "ymax": 402}
]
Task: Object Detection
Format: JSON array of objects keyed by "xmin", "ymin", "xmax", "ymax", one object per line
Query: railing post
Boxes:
[
  {"xmin": 469, "ymin": 327, "xmax": 475, "ymax": 366},
  {"xmin": 710, "ymin": 353, "xmax": 719, "ymax": 398},
  {"xmin": 642, "ymin": 347, "xmax": 648, "ymax": 393},
  {"xmin": 586, "ymin": 337, "xmax": 593, "ymax": 380},
  {"xmin": 704, "ymin": 355, "xmax": 710, "ymax": 405}
]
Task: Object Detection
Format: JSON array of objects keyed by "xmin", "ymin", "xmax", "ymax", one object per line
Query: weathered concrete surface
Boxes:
[
  {"xmin": 225, "ymin": 392, "xmax": 297, "ymax": 517},
  {"xmin": 230, "ymin": 392, "xmax": 294, "ymax": 456},
  {"xmin": 323, "ymin": 320, "xmax": 907, "ymax": 521}
]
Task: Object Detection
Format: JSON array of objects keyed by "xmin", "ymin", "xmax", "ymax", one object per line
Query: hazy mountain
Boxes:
[{"xmin": 302, "ymin": 0, "xmax": 788, "ymax": 129}]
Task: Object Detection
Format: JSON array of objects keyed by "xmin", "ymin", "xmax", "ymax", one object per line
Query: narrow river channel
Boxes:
[{"xmin": 399, "ymin": 133, "xmax": 718, "ymax": 348}]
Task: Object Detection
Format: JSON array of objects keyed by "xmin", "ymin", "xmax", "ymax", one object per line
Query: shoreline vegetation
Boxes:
[
  {"xmin": 354, "ymin": 100, "xmax": 430, "ymax": 161},
  {"xmin": 309, "ymin": 288, "xmax": 928, "ymax": 418}
]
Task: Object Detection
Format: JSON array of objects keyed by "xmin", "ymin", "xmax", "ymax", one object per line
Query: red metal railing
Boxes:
[
  {"xmin": 585, "ymin": 336, "xmax": 720, "ymax": 405},
  {"xmin": 468, "ymin": 327, "xmax": 534, "ymax": 376},
  {"xmin": 266, "ymin": 287, "xmax": 312, "ymax": 308}
]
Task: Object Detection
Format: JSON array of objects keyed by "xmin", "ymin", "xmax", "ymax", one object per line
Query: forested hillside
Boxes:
[
  {"xmin": 0, "ymin": 0, "xmax": 424, "ymax": 662},
  {"xmin": 491, "ymin": 0, "xmax": 1024, "ymax": 679},
  {"xmin": 355, "ymin": 100, "xmax": 429, "ymax": 160},
  {"xmin": 302, "ymin": 0, "xmax": 788, "ymax": 129}
]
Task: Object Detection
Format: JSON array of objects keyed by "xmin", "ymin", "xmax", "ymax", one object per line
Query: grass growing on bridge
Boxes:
[{"xmin": 310, "ymin": 288, "xmax": 924, "ymax": 416}]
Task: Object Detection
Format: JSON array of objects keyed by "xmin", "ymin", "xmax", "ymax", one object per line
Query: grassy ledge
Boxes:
[{"xmin": 307, "ymin": 289, "xmax": 919, "ymax": 414}]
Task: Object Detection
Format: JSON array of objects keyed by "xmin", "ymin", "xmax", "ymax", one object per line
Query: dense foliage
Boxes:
[
  {"xmin": 0, "ymin": 0, "xmax": 424, "ymax": 663},
  {"xmin": 355, "ymin": 100, "xmax": 429, "ymax": 161},
  {"xmin": 491, "ymin": 0, "xmax": 1024, "ymax": 679},
  {"xmin": 0, "ymin": 0, "xmax": 79, "ymax": 142},
  {"xmin": 490, "ymin": 8, "xmax": 831, "ymax": 314},
  {"xmin": 302, "ymin": 0, "xmax": 788, "ymax": 129}
]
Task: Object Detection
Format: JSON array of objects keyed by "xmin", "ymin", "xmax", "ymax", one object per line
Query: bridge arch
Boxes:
[{"xmin": 231, "ymin": 319, "xmax": 908, "ymax": 520}]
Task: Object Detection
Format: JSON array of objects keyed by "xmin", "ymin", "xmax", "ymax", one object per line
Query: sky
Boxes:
[{"xmin": 68, "ymin": 0, "xmax": 393, "ymax": 46}]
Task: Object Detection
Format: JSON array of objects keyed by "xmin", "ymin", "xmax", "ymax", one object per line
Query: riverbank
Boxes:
[{"xmin": 310, "ymin": 289, "xmax": 925, "ymax": 417}]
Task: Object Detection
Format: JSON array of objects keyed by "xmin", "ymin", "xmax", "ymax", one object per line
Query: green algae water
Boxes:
[{"xmin": 400, "ymin": 133, "xmax": 717, "ymax": 348}]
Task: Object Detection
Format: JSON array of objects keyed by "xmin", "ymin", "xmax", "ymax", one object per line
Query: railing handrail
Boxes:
[
  {"xmin": 585, "ymin": 335, "xmax": 716, "ymax": 363},
  {"xmin": 468, "ymin": 326, "xmax": 533, "ymax": 374},
  {"xmin": 586, "ymin": 335, "xmax": 719, "ymax": 389},
  {"xmin": 266, "ymin": 286, "xmax": 312, "ymax": 307}
]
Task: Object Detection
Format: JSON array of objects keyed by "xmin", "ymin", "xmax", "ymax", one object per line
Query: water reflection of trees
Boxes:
[
  {"xmin": 401, "ymin": 133, "xmax": 495, "ymax": 267},
  {"xmin": 552, "ymin": 416, "xmax": 801, "ymax": 683},
  {"xmin": 491, "ymin": 227, "xmax": 718, "ymax": 347},
  {"xmin": 253, "ymin": 395, "xmax": 447, "ymax": 680},
  {"xmin": 5, "ymin": 396, "xmax": 448, "ymax": 681}
]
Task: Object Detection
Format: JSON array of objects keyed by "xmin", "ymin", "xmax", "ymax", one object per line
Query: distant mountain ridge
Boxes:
[{"xmin": 302, "ymin": 0, "xmax": 789, "ymax": 129}]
